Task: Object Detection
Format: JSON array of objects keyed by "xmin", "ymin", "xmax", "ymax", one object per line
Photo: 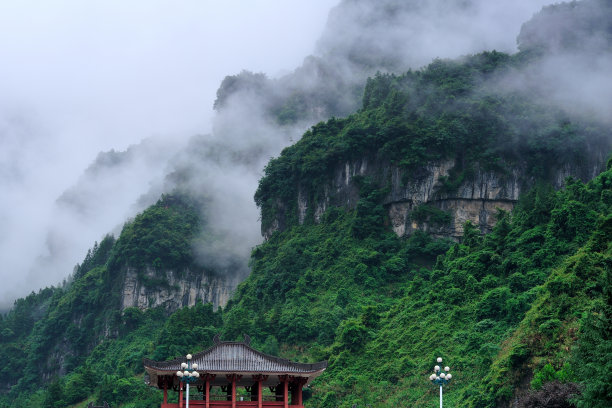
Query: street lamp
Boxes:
[
  {"xmin": 176, "ymin": 354, "xmax": 200, "ymax": 408},
  {"xmin": 428, "ymin": 357, "xmax": 452, "ymax": 408}
]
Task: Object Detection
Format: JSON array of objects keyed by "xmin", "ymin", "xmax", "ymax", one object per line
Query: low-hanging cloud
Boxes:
[
  {"xmin": 509, "ymin": 0, "xmax": 612, "ymax": 127},
  {"xmin": 494, "ymin": 53, "xmax": 612, "ymax": 127},
  {"xmin": 158, "ymin": 89, "xmax": 314, "ymax": 279},
  {"xmin": 315, "ymin": 0, "xmax": 554, "ymax": 72},
  {"xmin": 0, "ymin": 0, "xmax": 337, "ymax": 310}
]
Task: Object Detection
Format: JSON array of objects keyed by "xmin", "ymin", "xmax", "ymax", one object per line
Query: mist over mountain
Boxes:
[
  {"xmin": 33, "ymin": 137, "xmax": 186, "ymax": 286},
  {"xmin": 0, "ymin": 0, "xmax": 607, "ymax": 311},
  {"xmin": 1, "ymin": 1, "xmax": 611, "ymax": 407},
  {"xmin": 316, "ymin": 0, "xmax": 552, "ymax": 71},
  {"xmin": 518, "ymin": 0, "xmax": 612, "ymax": 54},
  {"xmin": 155, "ymin": 0, "xmax": 612, "ymax": 284},
  {"xmin": 0, "ymin": 0, "xmax": 337, "ymax": 310},
  {"xmin": 512, "ymin": 0, "xmax": 612, "ymax": 126}
]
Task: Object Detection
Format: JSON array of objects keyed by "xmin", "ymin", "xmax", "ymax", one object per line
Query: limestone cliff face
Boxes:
[
  {"xmin": 121, "ymin": 267, "xmax": 240, "ymax": 313},
  {"xmin": 265, "ymin": 153, "xmax": 607, "ymax": 240}
]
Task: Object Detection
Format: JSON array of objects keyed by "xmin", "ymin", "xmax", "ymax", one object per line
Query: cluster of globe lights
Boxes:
[
  {"xmin": 176, "ymin": 354, "xmax": 200, "ymax": 382},
  {"xmin": 429, "ymin": 357, "xmax": 452, "ymax": 385}
]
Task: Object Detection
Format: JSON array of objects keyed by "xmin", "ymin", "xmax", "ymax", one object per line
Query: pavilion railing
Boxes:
[
  {"xmin": 161, "ymin": 402, "xmax": 299, "ymax": 408},
  {"xmin": 183, "ymin": 394, "xmax": 285, "ymax": 402}
]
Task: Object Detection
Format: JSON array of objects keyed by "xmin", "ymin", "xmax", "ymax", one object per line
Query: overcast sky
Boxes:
[{"xmin": 0, "ymin": 0, "xmax": 338, "ymax": 309}]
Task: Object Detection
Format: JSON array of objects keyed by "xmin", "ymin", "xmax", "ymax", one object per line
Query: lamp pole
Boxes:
[
  {"xmin": 429, "ymin": 357, "xmax": 452, "ymax": 408},
  {"xmin": 176, "ymin": 354, "xmax": 200, "ymax": 408}
]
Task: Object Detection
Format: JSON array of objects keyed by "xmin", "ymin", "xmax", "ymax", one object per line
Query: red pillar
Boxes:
[
  {"xmin": 257, "ymin": 379, "xmax": 262, "ymax": 408},
  {"xmin": 205, "ymin": 378, "xmax": 210, "ymax": 408},
  {"xmin": 296, "ymin": 382, "xmax": 303, "ymax": 406},
  {"xmin": 283, "ymin": 378, "xmax": 289, "ymax": 408},
  {"xmin": 163, "ymin": 381, "xmax": 168, "ymax": 404},
  {"xmin": 179, "ymin": 383, "xmax": 184, "ymax": 408},
  {"xmin": 232, "ymin": 376, "xmax": 237, "ymax": 408}
]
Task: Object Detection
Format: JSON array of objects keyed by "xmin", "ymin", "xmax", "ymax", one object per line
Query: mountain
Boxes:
[
  {"xmin": 517, "ymin": 0, "xmax": 612, "ymax": 54},
  {"xmin": 1, "ymin": 1, "xmax": 612, "ymax": 407},
  {"xmin": 255, "ymin": 55, "xmax": 609, "ymax": 240},
  {"xmin": 8, "ymin": 0, "xmax": 556, "ymax": 311}
]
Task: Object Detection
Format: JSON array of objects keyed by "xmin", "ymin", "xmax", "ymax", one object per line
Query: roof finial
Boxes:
[
  {"xmin": 213, "ymin": 333, "xmax": 221, "ymax": 344},
  {"xmin": 243, "ymin": 334, "xmax": 251, "ymax": 346}
]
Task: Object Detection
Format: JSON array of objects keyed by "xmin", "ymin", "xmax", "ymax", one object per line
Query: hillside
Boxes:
[
  {"xmin": 3, "ymin": 160, "xmax": 608, "ymax": 407},
  {"xmin": 0, "ymin": 195, "xmax": 224, "ymax": 403},
  {"xmin": 1, "ymin": 1, "xmax": 612, "ymax": 408},
  {"xmin": 231, "ymin": 158, "xmax": 612, "ymax": 407}
]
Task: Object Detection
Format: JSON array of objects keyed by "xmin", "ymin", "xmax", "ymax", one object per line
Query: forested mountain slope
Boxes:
[
  {"xmin": 231, "ymin": 157, "xmax": 612, "ymax": 408},
  {"xmin": 2, "ymin": 162, "xmax": 609, "ymax": 407}
]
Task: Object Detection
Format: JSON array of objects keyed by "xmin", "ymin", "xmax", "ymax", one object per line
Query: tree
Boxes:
[{"xmin": 516, "ymin": 381, "xmax": 580, "ymax": 408}]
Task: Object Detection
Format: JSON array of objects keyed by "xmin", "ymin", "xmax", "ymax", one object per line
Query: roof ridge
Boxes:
[{"xmin": 143, "ymin": 335, "xmax": 328, "ymax": 373}]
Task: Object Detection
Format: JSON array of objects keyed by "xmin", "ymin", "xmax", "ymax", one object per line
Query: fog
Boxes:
[
  {"xmin": 0, "ymin": 0, "xmax": 337, "ymax": 310},
  {"xmin": 506, "ymin": 0, "xmax": 612, "ymax": 126},
  {"xmin": 316, "ymin": 0, "xmax": 554, "ymax": 71},
  {"xmin": 2, "ymin": 0, "xmax": 602, "ymax": 311}
]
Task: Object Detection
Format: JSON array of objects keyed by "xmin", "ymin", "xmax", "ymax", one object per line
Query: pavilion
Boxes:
[{"xmin": 143, "ymin": 335, "xmax": 327, "ymax": 408}]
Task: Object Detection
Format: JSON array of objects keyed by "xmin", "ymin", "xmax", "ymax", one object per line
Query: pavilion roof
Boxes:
[{"xmin": 143, "ymin": 336, "xmax": 327, "ymax": 377}]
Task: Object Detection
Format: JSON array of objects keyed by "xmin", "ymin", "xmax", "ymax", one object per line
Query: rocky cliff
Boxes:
[
  {"xmin": 121, "ymin": 267, "xmax": 240, "ymax": 312},
  {"xmin": 265, "ymin": 153, "xmax": 607, "ymax": 240}
]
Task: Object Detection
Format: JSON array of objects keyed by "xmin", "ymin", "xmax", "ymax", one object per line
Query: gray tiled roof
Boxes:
[{"xmin": 143, "ymin": 341, "xmax": 327, "ymax": 375}]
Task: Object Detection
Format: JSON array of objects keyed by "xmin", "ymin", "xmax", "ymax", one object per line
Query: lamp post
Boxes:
[
  {"xmin": 429, "ymin": 357, "xmax": 452, "ymax": 408},
  {"xmin": 176, "ymin": 354, "xmax": 200, "ymax": 408}
]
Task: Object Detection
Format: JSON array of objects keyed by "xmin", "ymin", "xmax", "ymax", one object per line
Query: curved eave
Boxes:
[
  {"xmin": 143, "ymin": 341, "xmax": 328, "ymax": 377},
  {"xmin": 144, "ymin": 366, "xmax": 327, "ymax": 377},
  {"xmin": 144, "ymin": 366, "xmax": 326, "ymax": 387},
  {"xmin": 143, "ymin": 358, "xmax": 328, "ymax": 374}
]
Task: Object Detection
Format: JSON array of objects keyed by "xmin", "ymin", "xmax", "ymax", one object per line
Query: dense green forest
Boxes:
[
  {"xmin": 1, "ymin": 160, "xmax": 610, "ymax": 407},
  {"xmin": 232, "ymin": 163, "xmax": 612, "ymax": 407},
  {"xmin": 1, "ymin": 1, "xmax": 612, "ymax": 407}
]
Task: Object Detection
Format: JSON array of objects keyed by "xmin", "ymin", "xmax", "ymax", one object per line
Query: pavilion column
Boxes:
[
  {"xmin": 296, "ymin": 379, "xmax": 305, "ymax": 407},
  {"xmin": 179, "ymin": 383, "xmax": 184, "ymax": 408},
  {"xmin": 163, "ymin": 380, "xmax": 168, "ymax": 404},
  {"xmin": 252, "ymin": 374, "xmax": 266, "ymax": 408},
  {"xmin": 283, "ymin": 377, "xmax": 289, "ymax": 408},
  {"xmin": 258, "ymin": 380, "xmax": 262, "ymax": 408},
  {"xmin": 232, "ymin": 375, "xmax": 237, "ymax": 408},
  {"xmin": 205, "ymin": 378, "xmax": 210, "ymax": 408},
  {"xmin": 297, "ymin": 384, "xmax": 303, "ymax": 407}
]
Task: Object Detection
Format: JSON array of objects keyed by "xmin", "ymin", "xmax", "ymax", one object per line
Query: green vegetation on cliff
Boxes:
[
  {"xmin": 255, "ymin": 50, "xmax": 609, "ymax": 231},
  {"xmin": 108, "ymin": 194, "xmax": 201, "ymax": 272}
]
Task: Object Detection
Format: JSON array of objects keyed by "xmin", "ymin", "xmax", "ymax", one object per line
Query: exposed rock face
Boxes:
[
  {"xmin": 121, "ymin": 267, "xmax": 240, "ymax": 313},
  {"xmin": 266, "ymin": 153, "xmax": 607, "ymax": 240},
  {"xmin": 386, "ymin": 159, "xmax": 520, "ymax": 239}
]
